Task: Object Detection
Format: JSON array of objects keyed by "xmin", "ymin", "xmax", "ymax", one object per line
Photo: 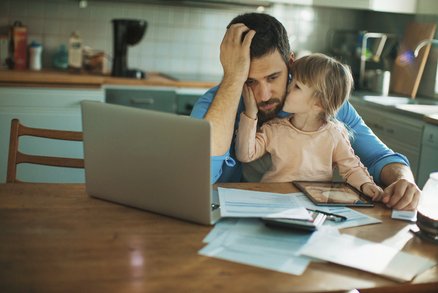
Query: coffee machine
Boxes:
[{"xmin": 112, "ymin": 19, "xmax": 147, "ymax": 79}]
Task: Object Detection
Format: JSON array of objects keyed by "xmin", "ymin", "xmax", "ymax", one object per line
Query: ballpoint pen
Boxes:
[{"xmin": 306, "ymin": 209, "xmax": 348, "ymax": 222}]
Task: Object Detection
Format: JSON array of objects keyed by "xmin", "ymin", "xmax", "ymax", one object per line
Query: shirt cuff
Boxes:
[{"xmin": 370, "ymin": 153, "xmax": 410, "ymax": 185}]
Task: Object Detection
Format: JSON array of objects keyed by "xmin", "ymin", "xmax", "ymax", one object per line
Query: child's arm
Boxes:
[
  {"xmin": 235, "ymin": 86, "xmax": 268, "ymax": 162},
  {"xmin": 333, "ymin": 124, "xmax": 383, "ymax": 199},
  {"xmin": 361, "ymin": 182, "xmax": 384, "ymax": 200}
]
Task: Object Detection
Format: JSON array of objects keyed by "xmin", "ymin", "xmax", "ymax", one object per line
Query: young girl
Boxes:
[{"xmin": 235, "ymin": 53, "xmax": 382, "ymax": 199}]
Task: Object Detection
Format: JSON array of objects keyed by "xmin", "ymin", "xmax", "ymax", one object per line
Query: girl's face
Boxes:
[{"xmin": 282, "ymin": 79, "xmax": 319, "ymax": 114}]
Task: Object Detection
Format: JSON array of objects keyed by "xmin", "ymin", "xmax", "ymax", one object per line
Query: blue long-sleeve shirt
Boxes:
[{"xmin": 191, "ymin": 86, "xmax": 409, "ymax": 185}]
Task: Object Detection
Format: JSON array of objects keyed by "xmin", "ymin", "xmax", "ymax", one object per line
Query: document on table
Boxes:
[
  {"xmin": 299, "ymin": 230, "xmax": 436, "ymax": 282},
  {"xmin": 218, "ymin": 187, "xmax": 311, "ymax": 220},
  {"xmin": 199, "ymin": 218, "xmax": 313, "ymax": 275},
  {"xmin": 218, "ymin": 187, "xmax": 381, "ymax": 229}
]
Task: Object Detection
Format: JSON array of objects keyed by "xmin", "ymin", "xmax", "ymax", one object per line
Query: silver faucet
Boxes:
[
  {"xmin": 359, "ymin": 32, "xmax": 396, "ymax": 89},
  {"xmin": 414, "ymin": 39, "xmax": 438, "ymax": 57}
]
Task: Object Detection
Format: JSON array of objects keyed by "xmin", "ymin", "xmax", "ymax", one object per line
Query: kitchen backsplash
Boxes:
[{"xmin": 0, "ymin": 0, "xmax": 436, "ymax": 98}]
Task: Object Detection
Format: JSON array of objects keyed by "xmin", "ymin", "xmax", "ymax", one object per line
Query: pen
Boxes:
[{"xmin": 307, "ymin": 209, "xmax": 347, "ymax": 222}]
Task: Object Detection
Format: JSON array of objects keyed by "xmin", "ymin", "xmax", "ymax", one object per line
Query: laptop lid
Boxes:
[{"xmin": 81, "ymin": 101, "xmax": 219, "ymax": 225}]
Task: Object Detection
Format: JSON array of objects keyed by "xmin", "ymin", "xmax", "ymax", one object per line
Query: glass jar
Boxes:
[{"xmin": 416, "ymin": 172, "xmax": 438, "ymax": 241}]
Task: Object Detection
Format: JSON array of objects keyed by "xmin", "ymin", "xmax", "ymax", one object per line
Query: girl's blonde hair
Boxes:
[{"xmin": 290, "ymin": 53, "xmax": 354, "ymax": 122}]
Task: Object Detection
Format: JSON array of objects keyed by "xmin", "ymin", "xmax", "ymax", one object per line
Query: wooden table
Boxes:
[{"xmin": 0, "ymin": 183, "xmax": 437, "ymax": 292}]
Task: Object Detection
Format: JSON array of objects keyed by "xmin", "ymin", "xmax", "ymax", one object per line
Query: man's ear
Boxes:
[{"xmin": 288, "ymin": 52, "xmax": 295, "ymax": 68}]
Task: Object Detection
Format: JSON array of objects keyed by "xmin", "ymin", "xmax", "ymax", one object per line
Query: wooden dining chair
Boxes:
[{"xmin": 6, "ymin": 119, "xmax": 84, "ymax": 183}]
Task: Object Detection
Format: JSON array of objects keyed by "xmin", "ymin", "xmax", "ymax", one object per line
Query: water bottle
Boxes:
[{"xmin": 29, "ymin": 41, "xmax": 42, "ymax": 70}]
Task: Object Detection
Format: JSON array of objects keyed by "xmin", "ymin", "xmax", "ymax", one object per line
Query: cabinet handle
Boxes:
[{"xmin": 130, "ymin": 98, "xmax": 154, "ymax": 105}]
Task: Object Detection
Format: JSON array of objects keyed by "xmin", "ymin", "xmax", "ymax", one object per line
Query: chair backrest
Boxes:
[{"xmin": 7, "ymin": 119, "xmax": 84, "ymax": 183}]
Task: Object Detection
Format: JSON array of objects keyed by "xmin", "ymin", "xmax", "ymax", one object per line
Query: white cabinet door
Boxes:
[
  {"xmin": 351, "ymin": 101, "xmax": 424, "ymax": 183},
  {"xmin": 0, "ymin": 87, "xmax": 104, "ymax": 183}
]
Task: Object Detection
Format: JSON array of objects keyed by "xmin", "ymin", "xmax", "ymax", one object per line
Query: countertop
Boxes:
[
  {"xmin": 0, "ymin": 69, "xmax": 219, "ymax": 89},
  {"xmin": 1, "ymin": 70, "xmax": 437, "ymax": 125},
  {"xmin": 351, "ymin": 91, "xmax": 438, "ymax": 126}
]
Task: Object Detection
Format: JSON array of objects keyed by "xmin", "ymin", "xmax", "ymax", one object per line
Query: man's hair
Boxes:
[
  {"xmin": 227, "ymin": 13, "xmax": 290, "ymax": 64},
  {"xmin": 291, "ymin": 53, "xmax": 354, "ymax": 122}
]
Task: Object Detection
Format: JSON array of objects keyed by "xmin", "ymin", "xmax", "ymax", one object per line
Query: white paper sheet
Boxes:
[
  {"xmin": 299, "ymin": 230, "xmax": 436, "ymax": 282},
  {"xmin": 218, "ymin": 187, "xmax": 310, "ymax": 219},
  {"xmin": 199, "ymin": 218, "xmax": 312, "ymax": 275}
]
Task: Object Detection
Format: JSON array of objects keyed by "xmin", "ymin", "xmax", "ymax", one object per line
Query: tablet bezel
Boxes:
[{"xmin": 293, "ymin": 181, "xmax": 374, "ymax": 207}]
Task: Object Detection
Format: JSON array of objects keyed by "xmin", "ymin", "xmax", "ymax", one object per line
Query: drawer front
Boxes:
[
  {"xmin": 106, "ymin": 89, "xmax": 176, "ymax": 113},
  {"xmin": 384, "ymin": 119, "xmax": 423, "ymax": 148}
]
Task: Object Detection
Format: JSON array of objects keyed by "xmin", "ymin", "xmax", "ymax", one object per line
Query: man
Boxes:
[{"xmin": 191, "ymin": 13, "xmax": 420, "ymax": 211}]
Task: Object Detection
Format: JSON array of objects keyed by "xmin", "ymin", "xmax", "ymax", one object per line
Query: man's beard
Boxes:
[{"xmin": 257, "ymin": 98, "xmax": 283, "ymax": 125}]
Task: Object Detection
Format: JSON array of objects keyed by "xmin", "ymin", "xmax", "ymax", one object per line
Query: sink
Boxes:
[
  {"xmin": 363, "ymin": 95, "xmax": 438, "ymax": 106},
  {"xmin": 395, "ymin": 104, "xmax": 438, "ymax": 115}
]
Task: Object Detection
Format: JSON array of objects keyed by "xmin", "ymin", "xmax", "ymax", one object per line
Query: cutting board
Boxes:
[{"xmin": 390, "ymin": 22, "xmax": 436, "ymax": 98}]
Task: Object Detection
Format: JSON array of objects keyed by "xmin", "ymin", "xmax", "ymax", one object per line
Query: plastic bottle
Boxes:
[
  {"xmin": 53, "ymin": 44, "xmax": 68, "ymax": 70},
  {"xmin": 29, "ymin": 41, "xmax": 42, "ymax": 70},
  {"xmin": 68, "ymin": 31, "xmax": 82, "ymax": 71}
]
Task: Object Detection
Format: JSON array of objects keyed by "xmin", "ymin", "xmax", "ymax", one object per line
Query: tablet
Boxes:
[{"xmin": 293, "ymin": 181, "xmax": 374, "ymax": 207}]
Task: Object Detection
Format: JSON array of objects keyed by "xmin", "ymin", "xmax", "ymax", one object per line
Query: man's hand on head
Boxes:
[{"xmin": 220, "ymin": 23, "xmax": 256, "ymax": 85}]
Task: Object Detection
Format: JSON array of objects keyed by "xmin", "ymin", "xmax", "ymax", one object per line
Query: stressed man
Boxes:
[{"xmin": 191, "ymin": 12, "xmax": 420, "ymax": 211}]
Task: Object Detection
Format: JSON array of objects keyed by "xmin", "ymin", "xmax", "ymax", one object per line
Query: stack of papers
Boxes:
[
  {"xmin": 199, "ymin": 218, "xmax": 314, "ymax": 275},
  {"xmin": 198, "ymin": 188, "xmax": 436, "ymax": 280},
  {"xmin": 218, "ymin": 187, "xmax": 382, "ymax": 229}
]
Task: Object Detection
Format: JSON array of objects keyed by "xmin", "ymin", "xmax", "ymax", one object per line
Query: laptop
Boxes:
[{"xmin": 80, "ymin": 101, "xmax": 220, "ymax": 225}]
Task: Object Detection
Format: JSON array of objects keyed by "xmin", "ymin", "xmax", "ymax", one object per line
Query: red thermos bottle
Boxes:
[{"xmin": 9, "ymin": 21, "xmax": 28, "ymax": 70}]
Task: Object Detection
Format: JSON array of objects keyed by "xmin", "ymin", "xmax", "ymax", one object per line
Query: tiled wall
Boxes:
[
  {"xmin": 0, "ymin": 0, "xmax": 365, "ymax": 77},
  {"xmin": 0, "ymin": 0, "xmax": 436, "ymax": 98}
]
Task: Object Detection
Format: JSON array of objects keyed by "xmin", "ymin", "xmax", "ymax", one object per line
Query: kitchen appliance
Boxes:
[{"xmin": 112, "ymin": 19, "xmax": 147, "ymax": 79}]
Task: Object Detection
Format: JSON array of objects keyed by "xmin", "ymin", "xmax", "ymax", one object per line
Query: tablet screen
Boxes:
[{"xmin": 293, "ymin": 181, "xmax": 374, "ymax": 207}]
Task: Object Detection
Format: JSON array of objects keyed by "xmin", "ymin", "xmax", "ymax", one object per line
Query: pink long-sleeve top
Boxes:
[{"xmin": 235, "ymin": 113, "xmax": 373, "ymax": 190}]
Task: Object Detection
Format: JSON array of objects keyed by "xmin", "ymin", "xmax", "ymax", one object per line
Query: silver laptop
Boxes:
[{"xmin": 81, "ymin": 101, "xmax": 220, "ymax": 225}]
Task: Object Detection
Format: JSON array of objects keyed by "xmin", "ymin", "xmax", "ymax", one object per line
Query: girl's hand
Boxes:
[
  {"xmin": 361, "ymin": 182, "xmax": 384, "ymax": 201},
  {"xmin": 242, "ymin": 84, "xmax": 258, "ymax": 119}
]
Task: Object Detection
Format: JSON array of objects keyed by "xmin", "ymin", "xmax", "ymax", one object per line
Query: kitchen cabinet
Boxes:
[
  {"xmin": 105, "ymin": 86, "xmax": 208, "ymax": 115},
  {"xmin": 0, "ymin": 86, "xmax": 104, "ymax": 183},
  {"xmin": 106, "ymin": 86, "xmax": 177, "ymax": 113},
  {"xmin": 350, "ymin": 100, "xmax": 424, "ymax": 183},
  {"xmin": 176, "ymin": 88, "xmax": 209, "ymax": 115},
  {"xmin": 418, "ymin": 123, "xmax": 438, "ymax": 188},
  {"xmin": 272, "ymin": 0, "xmax": 437, "ymax": 14}
]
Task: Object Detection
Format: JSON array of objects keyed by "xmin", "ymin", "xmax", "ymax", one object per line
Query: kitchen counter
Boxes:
[
  {"xmin": 425, "ymin": 113, "xmax": 438, "ymax": 125},
  {"xmin": 351, "ymin": 91, "xmax": 438, "ymax": 123},
  {"xmin": 0, "ymin": 69, "xmax": 219, "ymax": 89}
]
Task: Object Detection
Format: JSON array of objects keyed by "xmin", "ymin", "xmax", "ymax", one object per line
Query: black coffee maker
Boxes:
[{"xmin": 112, "ymin": 19, "xmax": 147, "ymax": 79}]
